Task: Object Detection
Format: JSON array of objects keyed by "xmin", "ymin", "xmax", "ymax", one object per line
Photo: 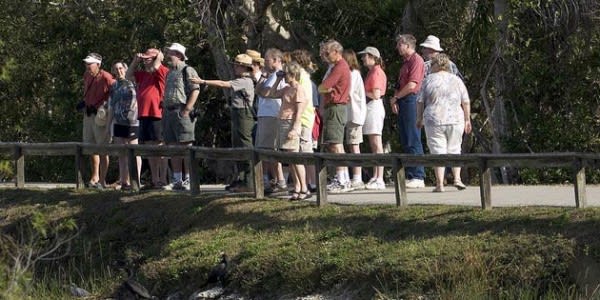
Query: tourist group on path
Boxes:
[{"xmin": 80, "ymin": 34, "xmax": 471, "ymax": 198}]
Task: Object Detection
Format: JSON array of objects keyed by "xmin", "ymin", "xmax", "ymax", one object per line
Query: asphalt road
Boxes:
[{"xmin": 2, "ymin": 183, "xmax": 599, "ymax": 208}]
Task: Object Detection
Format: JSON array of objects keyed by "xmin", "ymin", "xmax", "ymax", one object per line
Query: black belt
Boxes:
[{"xmin": 165, "ymin": 104, "xmax": 184, "ymax": 111}]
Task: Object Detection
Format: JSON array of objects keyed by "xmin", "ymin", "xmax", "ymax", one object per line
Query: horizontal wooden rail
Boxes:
[{"xmin": 0, "ymin": 142, "xmax": 595, "ymax": 209}]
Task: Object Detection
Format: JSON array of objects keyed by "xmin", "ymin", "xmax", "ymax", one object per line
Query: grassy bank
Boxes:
[{"xmin": 1, "ymin": 188, "xmax": 600, "ymax": 299}]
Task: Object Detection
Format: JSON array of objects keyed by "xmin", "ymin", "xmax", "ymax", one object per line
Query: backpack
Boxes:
[{"xmin": 181, "ymin": 65, "xmax": 203, "ymax": 120}]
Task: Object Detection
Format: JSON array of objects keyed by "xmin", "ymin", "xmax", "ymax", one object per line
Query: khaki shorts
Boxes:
[
  {"xmin": 83, "ymin": 114, "xmax": 110, "ymax": 144},
  {"xmin": 256, "ymin": 117, "xmax": 279, "ymax": 149},
  {"xmin": 322, "ymin": 104, "xmax": 346, "ymax": 144},
  {"xmin": 278, "ymin": 119, "xmax": 299, "ymax": 151},
  {"xmin": 162, "ymin": 109, "xmax": 196, "ymax": 143},
  {"xmin": 345, "ymin": 123, "xmax": 363, "ymax": 145},
  {"xmin": 299, "ymin": 125, "xmax": 313, "ymax": 153}
]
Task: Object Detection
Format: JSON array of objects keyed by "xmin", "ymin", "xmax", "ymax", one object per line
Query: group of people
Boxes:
[
  {"xmin": 79, "ymin": 33, "xmax": 471, "ymax": 196},
  {"xmin": 81, "ymin": 43, "xmax": 199, "ymax": 191}
]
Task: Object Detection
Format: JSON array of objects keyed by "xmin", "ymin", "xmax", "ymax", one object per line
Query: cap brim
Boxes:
[{"xmin": 83, "ymin": 57, "xmax": 101, "ymax": 64}]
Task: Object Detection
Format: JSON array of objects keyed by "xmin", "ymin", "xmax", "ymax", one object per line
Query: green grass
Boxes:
[{"xmin": 1, "ymin": 188, "xmax": 600, "ymax": 299}]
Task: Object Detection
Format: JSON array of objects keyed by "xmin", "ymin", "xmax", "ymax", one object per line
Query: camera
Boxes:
[
  {"xmin": 189, "ymin": 108, "xmax": 201, "ymax": 121},
  {"xmin": 276, "ymin": 70, "xmax": 285, "ymax": 77}
]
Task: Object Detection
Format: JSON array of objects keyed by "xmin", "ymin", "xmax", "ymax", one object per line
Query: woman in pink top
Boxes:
[
  {"xmin": 358, "ymin": 46, "xmax": 388, "ymax": 190},
  {"xmin": 262, "ymin": 62, "xmax": 310, "ymax": 200}
]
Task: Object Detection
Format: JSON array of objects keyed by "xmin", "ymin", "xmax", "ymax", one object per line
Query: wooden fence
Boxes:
[{"xmin": 0, "ymin": 142, "xmax": 597, "ymax": 209}]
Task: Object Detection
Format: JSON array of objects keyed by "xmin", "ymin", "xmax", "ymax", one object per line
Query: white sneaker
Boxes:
[
  {"xmin": 350, "ymin": 180, "xmax": 365, "ymax": 190},
  {"xmin": 366, "ymin": 180, "xmax": 386, "ymax": 190},
  {"xmin": 328, "ymin": 180, "xmax": 351, "ymax": 193},
  {"xmin": 174, "ymin": 179, "xmax": 190, "ymax": 191},
  {"xmin": 405, "ymin": 179, "xmax": 425, "ymax": 189}
]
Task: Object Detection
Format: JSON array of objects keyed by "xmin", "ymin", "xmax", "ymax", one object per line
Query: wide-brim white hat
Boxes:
[
  {"xmin": 167, "ymin": 43, "xmax": 188, "ymax": 60},
  {"xmin": 420, "ymin": 35, "xmax": 443, "ymax": 52}
]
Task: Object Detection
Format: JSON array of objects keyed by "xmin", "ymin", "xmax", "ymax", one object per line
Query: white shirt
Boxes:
[
  {"xmin": 418, "ymin": 71, "xmax": 470, "ymax": 126},
  {"xmin": 257, "ymin": 71, "xmax": 287, "ymax": 117},
  {"xmin": 346, "ymin": 69, "xmax": 366, "ymax": 125}
]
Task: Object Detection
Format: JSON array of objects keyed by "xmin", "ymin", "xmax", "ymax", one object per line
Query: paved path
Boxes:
[{"xmin": 2, "ymin": 183, "xmax": 600, "ymax": 207}]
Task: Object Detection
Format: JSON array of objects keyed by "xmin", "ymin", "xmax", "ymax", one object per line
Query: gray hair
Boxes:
[
  {"xmin": 321, "ymin": 39, "xmax": 344, "ymax": 53},
  {"xmin": 396, "ymin": 34, "xmax": 417, "ymax": 49},
  {"xmin": 265, "ymin": 48, "xmax": 283, "ymax": 61}
]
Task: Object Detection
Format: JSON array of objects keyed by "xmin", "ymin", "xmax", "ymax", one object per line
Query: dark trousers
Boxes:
[
  {"xmin": 396, "ymin": 94, "xmax": 425, "ymax": 180},
  {"xmin": 231, "ymin": 107, "xmax": 255, "ymax": 186}
]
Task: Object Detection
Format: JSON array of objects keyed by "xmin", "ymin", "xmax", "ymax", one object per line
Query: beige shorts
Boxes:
[
  {"xmin": 299, "ymin": 126, "xmax": 313, "ymax": 153},
  {"xmin": 345, "ymin": 123, "xmax": 363, "ymax": 145},
  {"xmin": 256, "ymin": 117, "xmax": 279, "ymax": 149},
  {"xmin": 278, "ymin": 119, "xmax": 299, "ymax": 151},
  {"xmin": 425, "ymin": 123, "xmax": 465, "ymax": 154},
  {"xmin": 83, "ymin": 114, "xmax": 110, "ymax": 144}
]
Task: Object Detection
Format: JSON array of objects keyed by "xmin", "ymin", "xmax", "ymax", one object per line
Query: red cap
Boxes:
[{"xmin": 140, "ymin": 48, "xmax": 159, "ymax": 59}]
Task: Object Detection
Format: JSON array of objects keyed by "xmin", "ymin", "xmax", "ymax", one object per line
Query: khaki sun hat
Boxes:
[
  {"xmin": 246, "ymin": 49, "xmax": 264, "ymax": 66},
  {"xmin": 231, "ymin": 54, "xmax": 253, "ymax": 67}
]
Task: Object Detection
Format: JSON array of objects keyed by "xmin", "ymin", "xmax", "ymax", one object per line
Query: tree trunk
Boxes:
[{"xmin": 493, "ymin": 0, "xmax": 510, "ymax": 183}]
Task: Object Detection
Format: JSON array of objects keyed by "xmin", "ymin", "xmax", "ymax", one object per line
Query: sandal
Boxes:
[
  {"xmin": 297, "ymin": 190, "xmax": 312, "ymax": 200},
  {"xmin": 289, "ymin": 191, "xmax": 300, "ymax": 201},
  {"xmin": 86, "ymin": 182, "xmax": 104, "ymax": 190}
]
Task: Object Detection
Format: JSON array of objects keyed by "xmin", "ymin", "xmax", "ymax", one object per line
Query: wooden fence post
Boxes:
[
  {"xmin": 573, "ymin": 157, "xmax": 587, "ymax": 208},
  {"xmin": 252, "ymin": 150, "xmax": 264, "ymax": 199},
  {"xmin": 128, "ymin": 147, "xmax": 140, "ymax": 192},
  {"xmin": 13, "ymin": 145, "xmax": 24, "ymax": 188},
  {"xmin": 189, "ymin": 148, "xmax": 200, "ymax": 195},
  {"xmin": 315, "ymin": 156, "xmax": 328, "ymax": 206},
  {"xmin": 393, "ymin": 157, "xmax": 407, "ymax": 207},
  {"xmin": 75, "ymin": 144, "xmax": 84, "ymax": 189},
  {"xmin": 479, "ymin": 157, "xmax": 492, "ymax": 210}
]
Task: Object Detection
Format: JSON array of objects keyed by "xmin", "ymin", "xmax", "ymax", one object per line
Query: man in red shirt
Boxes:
[
  {"xmin": 126, "ymin": 48, "xmax": 169, "ymax": 188},
  {"xmin": 318, "ymin": 40, "xmax": 352, "ymax": 193},
  {"xmin": 390, "ymin": 34, "xmax": 426, "ymax": 188},
  {"xmin": 82, "ymin": 53, "xmax": 115, "ymax": 189}
]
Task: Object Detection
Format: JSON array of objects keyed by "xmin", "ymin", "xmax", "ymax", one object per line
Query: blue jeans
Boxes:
[{"xmin": 396, "ymin": 94, "xmax": 425, "ymax": 180}]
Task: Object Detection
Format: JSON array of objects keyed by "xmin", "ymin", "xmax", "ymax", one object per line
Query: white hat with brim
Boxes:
[
  {"xmin": 83, "ymin": 55, "xmax": 102, "ymax": 65},
  {"xmin": 420, "ymin": 35, "xmax": 443, "ymax": 52},
  {"xmin": 357, "ymin": 46, "xmax": 381, "ymax": 59},
  {"xmin": 167, "ymin": 43, "xmax": 188, "ymax": 61}
]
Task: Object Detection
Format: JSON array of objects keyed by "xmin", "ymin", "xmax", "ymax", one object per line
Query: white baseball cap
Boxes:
[
  {"xmin": 357, "ymin": 46, "xmax": 381, "ymax": 59},
  {"xmin": 83, "ymin": 53, "xmax": 102, "ymax": 65}
]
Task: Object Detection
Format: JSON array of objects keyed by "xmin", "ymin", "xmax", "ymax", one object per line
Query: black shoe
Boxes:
[{"xmin": 225, "ymin": 180, "xmax": 242, "ymax": 191}]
